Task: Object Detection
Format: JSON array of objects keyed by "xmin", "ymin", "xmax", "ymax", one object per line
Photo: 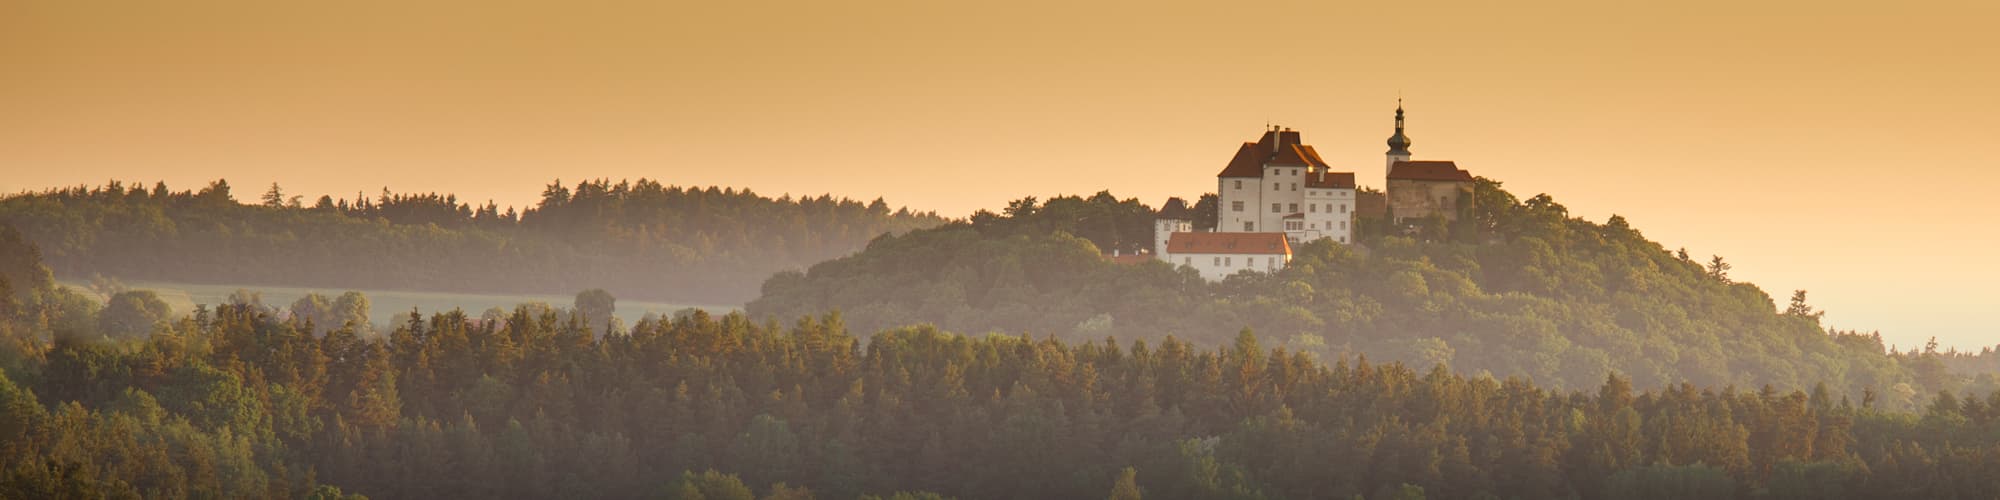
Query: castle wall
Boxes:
[
  {"xmin": 1303, "ymin": 187, "xmax": 1355, "ymax": 243},
  {"xmin": 1387, "ymin": 179, "xmax": 1473, "ymax": 222}
]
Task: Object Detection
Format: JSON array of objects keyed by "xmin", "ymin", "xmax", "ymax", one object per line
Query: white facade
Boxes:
[
  {"xmin": 1160, "ymin": 232, "xmax": 1292, "ymax": 281},
  {"xmin": 1169, "ymin": 252, "xmax": 1290, "ymax": 281},
  {"xmin": 1153, "ymin": 218, "xmax": 1191, "ymax": 260},
  {"xmin": 1300, "ymin": 186, "xmax": 1355, "ymax": 244},
  {"xmin": 1217, "ymin": 176, "xmax": 1262, "ymax": 233}
]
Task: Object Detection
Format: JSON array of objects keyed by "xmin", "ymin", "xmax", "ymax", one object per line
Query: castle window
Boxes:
[
  {"xmin": 1226, "ymin": 257, "xmax": 1233, "ymax": 266},
  {"xmin": 1243, "ymin": 221, "xmax": 1254, "ymax": 231},
  {"xmin": 1231, "ymin": 201, "xmax": 1243, "ymax": 212},
  {"xmin": 1288, "ymin": 203, "xmax": 1298, "ymax": 213},
  {"xmin": 1185, "ymin": 257, "xmax": 1191, "ymax": 266},
  {"xmin": 1340, "ymin": 236, "xmax": 1347, "ymax": 243},
  {"xmin": 1291, "ymin": 183, "xmax": 1297, "ymax": 191},
  {"xmin": 1340, "ymin": 204, "xmax": 1348, "ymax": 214},
  {"xmin": 1234, "ymin": 180, "xmax": 1242, "ymax": 189},
  {"xmin": 1341, "ymin": 221, "xmax": 1348, "ymax": 230},
  {"xmin": 1309, "ymin": 204, "xmax": 1318, "ymax": 213},
  {"xmin": 1271, "ymin": 203, "xmax": 1280, "ymax": 213},
  {"xmin": 1273, "ymin": 184, "xmax": 1279, "ymax": 191},
  {"xmin": 1214, "ymin": 257, "xmax": 1221, "ymax": 266},
  {"xmin": 1285, "ymin": 220, "xmax": 1302, "ymax": 231}
]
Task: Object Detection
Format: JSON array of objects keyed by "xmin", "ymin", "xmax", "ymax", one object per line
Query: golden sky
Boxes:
[{"xmin": 3, "ymin": 0, "xmax": 1996, "ymax": 349}]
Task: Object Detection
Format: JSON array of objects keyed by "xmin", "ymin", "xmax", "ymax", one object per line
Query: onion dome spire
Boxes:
[{"xmin": 1386, "ymin": 99, "xmax": 1412, "ymax": 155}]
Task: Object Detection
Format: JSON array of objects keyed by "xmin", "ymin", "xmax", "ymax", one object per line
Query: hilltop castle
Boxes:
[{"xmin": 1154, "ymin": 104, "xmax": 1475, "ymax": 280}]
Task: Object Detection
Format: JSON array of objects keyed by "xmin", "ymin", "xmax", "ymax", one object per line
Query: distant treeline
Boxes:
[
  {"xmin": 0, "ymin": 179, "xmax": 945, "ymax": 304},
  {"xmin": 750, "ymin": 180, "xmax": 1999, "ymax": 406}
]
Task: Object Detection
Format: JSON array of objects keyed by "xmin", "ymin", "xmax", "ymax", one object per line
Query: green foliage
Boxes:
[
  {"xmin": 574, "ymin": 288, "xmax": 617, "ymax": 326},
  {"xmin": 0, "ymin": 301, "xmax": 1997, "ymax": 498},
  {"xmin": 1601, "ymin": 463, "xmax": 1736, "ymax": 500},
  {"xmin": 663, "ymin": 470, "xmax": 756, "ymax": 500},
  {"xmin": 1107, "ymin": 467, "xmax": 1141, "ymax": 500},
  {"xmin": 98, "ymin": 290, "xmax": 172, "ymax": 338}
]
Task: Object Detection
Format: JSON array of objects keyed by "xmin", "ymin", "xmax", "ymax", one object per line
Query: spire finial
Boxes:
[{"xmin": 1386, "ymin": 98, "xmax": 1411, "ymax": 156}]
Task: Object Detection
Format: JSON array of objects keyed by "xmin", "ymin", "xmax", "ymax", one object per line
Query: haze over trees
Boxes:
[
  {"xmin": 6, "ymin": 177, "xmax": 2000, "ymax": 498},
  {"xmin": 0, "ymin": 179, "xmax": 945, "ymax": 304},
  {"xmin": 750, "ymin": 180, "xmax": 1984, "ymax": 404},
  {"xmin": 4, "ymin": 241, "xmax": 2000, "ymax": 497}
]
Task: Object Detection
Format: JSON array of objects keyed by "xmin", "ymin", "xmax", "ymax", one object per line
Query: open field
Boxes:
[{"xmin": 58, "ymin": 279, "xmax": 739, "ymax": 330}]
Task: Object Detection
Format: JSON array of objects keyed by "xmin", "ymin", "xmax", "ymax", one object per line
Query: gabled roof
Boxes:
[
  {"xmin": 1217, "ymin": 143, "xmax": 1265, "ymax": 178},
  {"xmin": 1216, "ymin": 129, "xmax": 1340, "ymax": 177},
  {"xmin": 1306, "ymin": 171, "xmax": 1355, "ymax": 189},
  {"xmin": 1165, "ymin": 232, "xmax": 1291, "ymax": 255},
  {"xmin": 1388, "ymin": 160, "xmax": 1474, "ymax": 182},
  {"xmin": 1269, "ymin": 144, "xmax": 1313, "ymax": 166}
]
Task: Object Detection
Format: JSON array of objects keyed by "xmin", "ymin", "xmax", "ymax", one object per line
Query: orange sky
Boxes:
[{"xmin": 3, "ymin": 0, "xmax": 1996, "ymax": 350}]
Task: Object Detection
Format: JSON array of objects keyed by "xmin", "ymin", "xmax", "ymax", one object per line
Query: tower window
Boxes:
[
  {"xmin": 1231, "ymin": 201, "xmax": 1244, "ymax": 212},
  {"xmin": 1273, "ymin": 183, "xmax": 1279, "ymax": 191}
]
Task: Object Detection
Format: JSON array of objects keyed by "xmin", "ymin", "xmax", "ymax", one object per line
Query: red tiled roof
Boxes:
[
  {"xmin": 1217, "ymin": 143, "xmax": 1265, "ymax": 178},
  {"xmin": 1306, "ymin": 171, "xmax": 1355, "ymax": 189},
  {"xmin": 1388, "ymin": 160, "xmax": 1474, "ymax": 182},
  {"xmin": 1299, "ymin": 145, "xmax": 1331, "ymax": 168},
  {"xmin": 1269, "ymin": 145, "xmax": 1312, "ymax": 166},
  {"xmin": 1216, "ymin": 129, "xmax": 1341, "ymax": 177},
  {"xmin": 1165, "ymin": 232, "xmax": 1291, "ymax": 255}
]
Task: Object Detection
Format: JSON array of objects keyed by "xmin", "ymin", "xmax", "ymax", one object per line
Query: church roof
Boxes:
[
  {"xmin": 1388, "ymin": 161, "xmax": 1474, "ymax": 182},
  {"xmin": 1165, "ymin": 232, "xmax": 1291, "ymax": 255}
]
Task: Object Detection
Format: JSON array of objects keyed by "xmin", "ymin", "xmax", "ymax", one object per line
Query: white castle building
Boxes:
[{"xmin": 1152, "ymin": 104, "xmax": 1472, "ymax": 281}]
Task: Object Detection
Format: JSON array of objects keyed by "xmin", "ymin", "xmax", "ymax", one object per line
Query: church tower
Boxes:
[{"xmin": 1385, "ymin": 101, "xmax": 1412, "ymax": 171}]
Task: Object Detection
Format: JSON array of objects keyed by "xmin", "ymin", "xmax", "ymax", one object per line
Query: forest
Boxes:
[
  {"xmin": 749, "ymin": 181, "xmax": 1996, "ymax": 406},
  {"xmin": 6, "ymin": 221, "xmax": 2000, "ymax": 498},
  {"xmin": 0, "ymin": 179, "xmax": 944, "ymax": 304}
]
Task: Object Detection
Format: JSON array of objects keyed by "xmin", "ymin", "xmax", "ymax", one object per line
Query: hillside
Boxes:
[
  {"xmin": 0, "ymin": 179, "xmax": 944, "ymax": 304},
  {"xmin": 749, "ymin": 180, "xmax": 1948, "ymax": 401}
]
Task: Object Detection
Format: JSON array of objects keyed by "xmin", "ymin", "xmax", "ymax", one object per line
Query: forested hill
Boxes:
[
  {"xmin": 7, "ymin": 203, "xmax": 2000, "ymax": 499},
  {"xmin": 0, "ymin": 179, "xmax": 944, "ymax": 304},
  {"xmin": 749, "ymin": 181, "xmax": 1970, "ymax": 403}
]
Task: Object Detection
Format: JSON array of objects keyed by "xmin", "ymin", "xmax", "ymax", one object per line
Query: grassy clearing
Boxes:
[{"xmin": 59, "ymin": 279, "xmax": 738, "ymax": 329}]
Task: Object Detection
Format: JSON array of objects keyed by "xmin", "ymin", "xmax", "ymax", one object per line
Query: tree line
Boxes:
[{"xmin": 0, "ymin": 179, "xmax": 945, "ymax": 304}]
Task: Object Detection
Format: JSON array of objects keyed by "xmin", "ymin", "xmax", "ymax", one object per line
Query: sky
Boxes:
[{"xmin": 3, "ymin": 0, "xmax": 1996, "ymax": 350}]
